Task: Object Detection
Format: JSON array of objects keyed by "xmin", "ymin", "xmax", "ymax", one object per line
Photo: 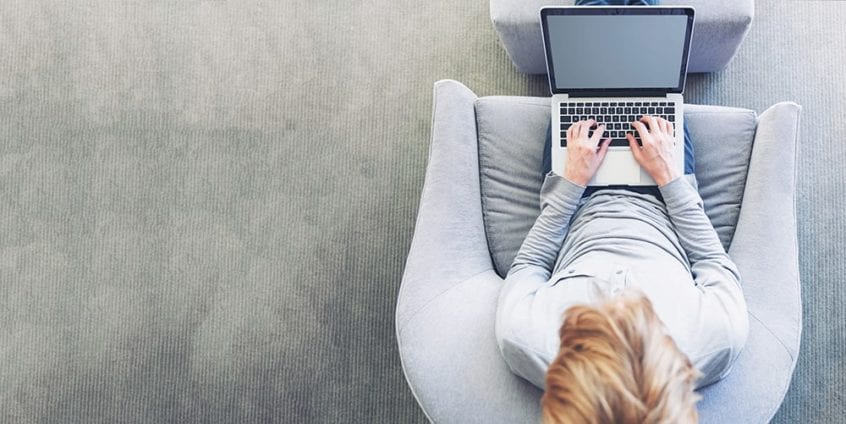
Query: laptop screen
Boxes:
[{"xmin": 541, "ymin": 7, "xmax": 694, "ymax": 94}]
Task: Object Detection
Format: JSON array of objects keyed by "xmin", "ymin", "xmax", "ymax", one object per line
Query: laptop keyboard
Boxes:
[{"xmin": 559, "ymin": 100, "xmax": 677, "ymax": 147}]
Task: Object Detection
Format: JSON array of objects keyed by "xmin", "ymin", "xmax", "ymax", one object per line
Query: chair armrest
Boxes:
[
  {"xmin": 396, "ymin": 269, "xmax": 542, "ymax": 423},
  {"xmin": 697, "ymin": 313, "xmax": 795, "ymax": 424},
  {"xmin": 396, "ymin": 80, "xmax": 494, "ymax": 330},
  {"xmin": 728, "ymin": 102, "xmax": 802, "ymax": 360}
]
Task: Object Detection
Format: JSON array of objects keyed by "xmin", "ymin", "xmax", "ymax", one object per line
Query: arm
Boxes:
[
  {"xmin": 630, "ymin": 116, "xmax": 749, "ymax": 382},
  {"xmin": 629, "ymin": 116, "xmax": 745, "ymax": 292},
  {"xmin": 494, "ymin": 173, "xmax": 584, "ymax": 388},
  {"xmin": 496, "ymin": 119, "xmax": 606, "ymax": 346},
  {"xmin": 508, "ymin": 174, "xmax": 585, "ymax": 277},
  {"xmin": 660, "ymin": 175, "xmax": 749, "ymax": 384},
  {"xmin": 660, "ymin": 176, "xmax": 743, "ymax": 286},
  {"xmin": 507, "ymin": 117, "xmax": 610, "ymax": 278}
]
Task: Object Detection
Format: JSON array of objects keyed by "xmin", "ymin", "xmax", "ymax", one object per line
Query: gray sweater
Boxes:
[{"xmin": 494, "ymin": 172, "xmax": 749, "ymax": 390}]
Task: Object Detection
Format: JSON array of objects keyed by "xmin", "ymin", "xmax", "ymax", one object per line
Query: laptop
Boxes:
[{"xmin": 540, "ymin": 6, "xmax": 695, "ymax": 186}]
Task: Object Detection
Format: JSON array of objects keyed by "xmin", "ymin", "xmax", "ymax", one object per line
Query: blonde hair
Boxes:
[{"xmin": 541, "ymin": 290, "xmax": 702, "ymax": 424}]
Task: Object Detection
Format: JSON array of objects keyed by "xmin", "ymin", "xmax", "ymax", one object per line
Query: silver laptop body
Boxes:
[{"xmin": 540, "ymin": 6, "xmax": 695, "ymax": 186}]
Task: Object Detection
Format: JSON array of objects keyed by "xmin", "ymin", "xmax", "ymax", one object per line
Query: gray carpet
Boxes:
[{"xmin": 0, "ymin": 0, "xmax": 842, "ymax": 422}]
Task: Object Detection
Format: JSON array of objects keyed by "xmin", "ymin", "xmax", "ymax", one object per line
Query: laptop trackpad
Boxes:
[{"xmin": 593, "ymin": 152, "xmax": 640, "ymax": 185}]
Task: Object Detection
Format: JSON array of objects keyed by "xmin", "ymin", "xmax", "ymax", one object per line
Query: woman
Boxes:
[{"xmin": 494, "ymin": 116, "xmax": 749, "ymax": 423}]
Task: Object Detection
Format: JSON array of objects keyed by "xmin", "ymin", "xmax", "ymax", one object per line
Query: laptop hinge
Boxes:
[{"xmin": 563, "ymin": 89, "xmax": 669, "ymax": 98}]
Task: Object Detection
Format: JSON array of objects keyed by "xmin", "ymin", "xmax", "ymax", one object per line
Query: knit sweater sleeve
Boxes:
[
  {"xmin": 495, "ymin": 172, "xmax": 585, "ymax": 378},
  {"xmin": 659, "ymin": 175, "xmax": 750, "ymax": 386}
]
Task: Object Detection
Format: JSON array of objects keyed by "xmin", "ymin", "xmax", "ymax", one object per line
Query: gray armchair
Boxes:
[{"xmin": 396, "ymin": 80, "xmax": 802, "ymax": 423}]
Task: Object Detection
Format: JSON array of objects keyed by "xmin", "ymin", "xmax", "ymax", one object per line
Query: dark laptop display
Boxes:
[{"xmin": 541, "ymin": 8, "xmax": 694, "ymax": 95}]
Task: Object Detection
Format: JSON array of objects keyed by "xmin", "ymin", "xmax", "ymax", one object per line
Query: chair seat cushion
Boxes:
[{"xmin": 476, "ymin": 96, "xmax": 757, "ymax": 277}]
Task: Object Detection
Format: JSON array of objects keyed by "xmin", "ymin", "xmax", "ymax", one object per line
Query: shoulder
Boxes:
[
  {"xmin": 688, "ymin": 305, "xmax": 749, "ymax": 388},
  {"xmin": 498, "ymin": 333, "xmax": 553, "ymax": 390}
]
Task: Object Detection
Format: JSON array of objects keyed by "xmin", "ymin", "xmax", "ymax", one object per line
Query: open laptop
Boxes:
[{"xmin": 540, "ymin": 6, "xmax": 695, "ymax": 186}]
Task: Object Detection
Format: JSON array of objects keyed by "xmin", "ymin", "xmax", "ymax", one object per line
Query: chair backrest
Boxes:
[{"xmin": 475, "ymin": 96, "xmax": 757, "ymax": 277}]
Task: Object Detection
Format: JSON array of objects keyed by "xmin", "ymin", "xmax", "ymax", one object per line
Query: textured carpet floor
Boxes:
[{"xmin": 0, "ymin": 0, "xmax": 842, "ymax": 422}]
